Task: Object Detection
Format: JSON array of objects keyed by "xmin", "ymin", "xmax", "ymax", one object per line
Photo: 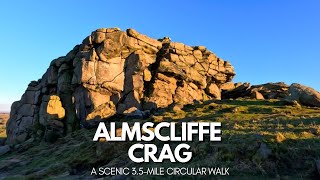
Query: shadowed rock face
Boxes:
[
  {"xmin": 222, "ymin": 82, "xmax": 290, "ymax": 100},
  {"xmin": 6, "ymin": 28, "xmax": 235, "ymax": 144}
]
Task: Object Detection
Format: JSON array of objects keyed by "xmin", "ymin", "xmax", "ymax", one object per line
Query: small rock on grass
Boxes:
[
  {"xmin": 231, "ymin": 107, "xmax": 239, "ymax": 113},
  {"xmin": 253, "ymin": 143, "xmax": 272, "ymax": 161},
  {"xmin": 208, "ymin": 102, "xmax": 218, "ymax": 109},
  {"xmin": 170, "ymin": 104, "xmax": 184, "ymax": 112}
]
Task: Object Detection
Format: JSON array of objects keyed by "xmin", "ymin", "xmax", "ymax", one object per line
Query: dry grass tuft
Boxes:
[{"xmin": 275, "ymin": 132, "xmax": 286, "ymax": 143}]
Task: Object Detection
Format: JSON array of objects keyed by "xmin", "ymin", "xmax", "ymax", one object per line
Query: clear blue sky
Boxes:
[{"xmin": 0, "ymin": 1, "xmax": 319, "ymax": 112}]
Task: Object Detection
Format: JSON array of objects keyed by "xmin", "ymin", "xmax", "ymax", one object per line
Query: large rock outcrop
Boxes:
[
  {"xmin": 222, "ymin": 82, "xmax": 289, "ymax": 100},
  {"xmin": 286, "ymin": 83, "xmax": 320, "ymax": 107},
  {"xmin": 220, "ymin": 82, "xmax": 320, "ymax": 108},
  {"xmin": 6, "ymin": 28, "xmax": 235, "ymax": 144}
]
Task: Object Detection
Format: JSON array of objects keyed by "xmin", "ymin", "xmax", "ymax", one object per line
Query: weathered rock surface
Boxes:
[
  {"xmin": 222, "ymin": 82, "xmax": 289, "ymax": 100},
  {"xmin": 220, "ymin": 82, "xmax": 320, "ymax": 108},
  {"xmin": 251, "ymin": 91, "xmax": 264, "ymax": 100},
  {"xmin": 286, "ymin": 83, "xmax": 320, "ymax": 107},
  {"xmin": 222, "ymin": 82, "xmax": 251, "ymax": 99},
  {"xmin": 251, "ymin": 82, "xmax": 289, "ymax": 99},
  {"xmin": 0, "ymin": 145, "xmax": 10, "ymax": 156},
  {"xmin": 6, "ymin": 27, "xmax": 235, "ymax": 144},
  {"xmin": 219, "ymin": 82, "xmax": 235, "ymax": 91},
  {"xmin": 206, "ymin": 83, "xmax": 221, "ymax": 100}
]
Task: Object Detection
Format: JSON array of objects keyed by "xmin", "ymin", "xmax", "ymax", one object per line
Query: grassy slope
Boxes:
[
  {"xmin": 0, "ymin": 99, "xmax": 319, "ymax": 179},
  {"xmin": 0, "ymin": 114, "xmax": 9, "ymax": 138}
]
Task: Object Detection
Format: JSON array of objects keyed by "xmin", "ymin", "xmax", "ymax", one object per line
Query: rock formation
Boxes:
[
  {"xmin": 6, "ymin": 28, "xmax": 235, "ymax": 144},
  {"xmin": 222, "ymin": 82, "xmax": 289, "ymax": 100},
  {"xmin": 286, "ymin": 83, "xmax": 320, "ymax": 107},
  {"xmin": 220, "ymin": 82, "xmax": 320, "ymax": 108}
]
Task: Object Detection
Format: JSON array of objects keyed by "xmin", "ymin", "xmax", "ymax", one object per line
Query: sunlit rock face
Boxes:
[{"xmin": 6, "ymin": 27, "xmax": 235, "ymax": 144}]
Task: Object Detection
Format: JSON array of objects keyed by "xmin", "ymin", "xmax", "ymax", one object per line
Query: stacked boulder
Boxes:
[
  {"xmin": 286, "ymin": 83, "xmax": 320, "ymax": 107},
  {"xmin": 6, "ymin": 28, "xmax": 235, "ymax": 144},
  {"xmin": 221, "ymin": 82, "xmax": 290, "ymax": 100},
  {"xmin": 220, "ymin": 82, "xmax": 320, "ymax": 109}
]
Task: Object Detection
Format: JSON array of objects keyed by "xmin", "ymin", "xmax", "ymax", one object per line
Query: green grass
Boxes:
[
  {"xmin": 0, "ymin": 99, "xmax": 320, "ymax": 179},
  {"xmin": 0, "ymin": 113, "xmax": 8, "ymax": 138}
]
